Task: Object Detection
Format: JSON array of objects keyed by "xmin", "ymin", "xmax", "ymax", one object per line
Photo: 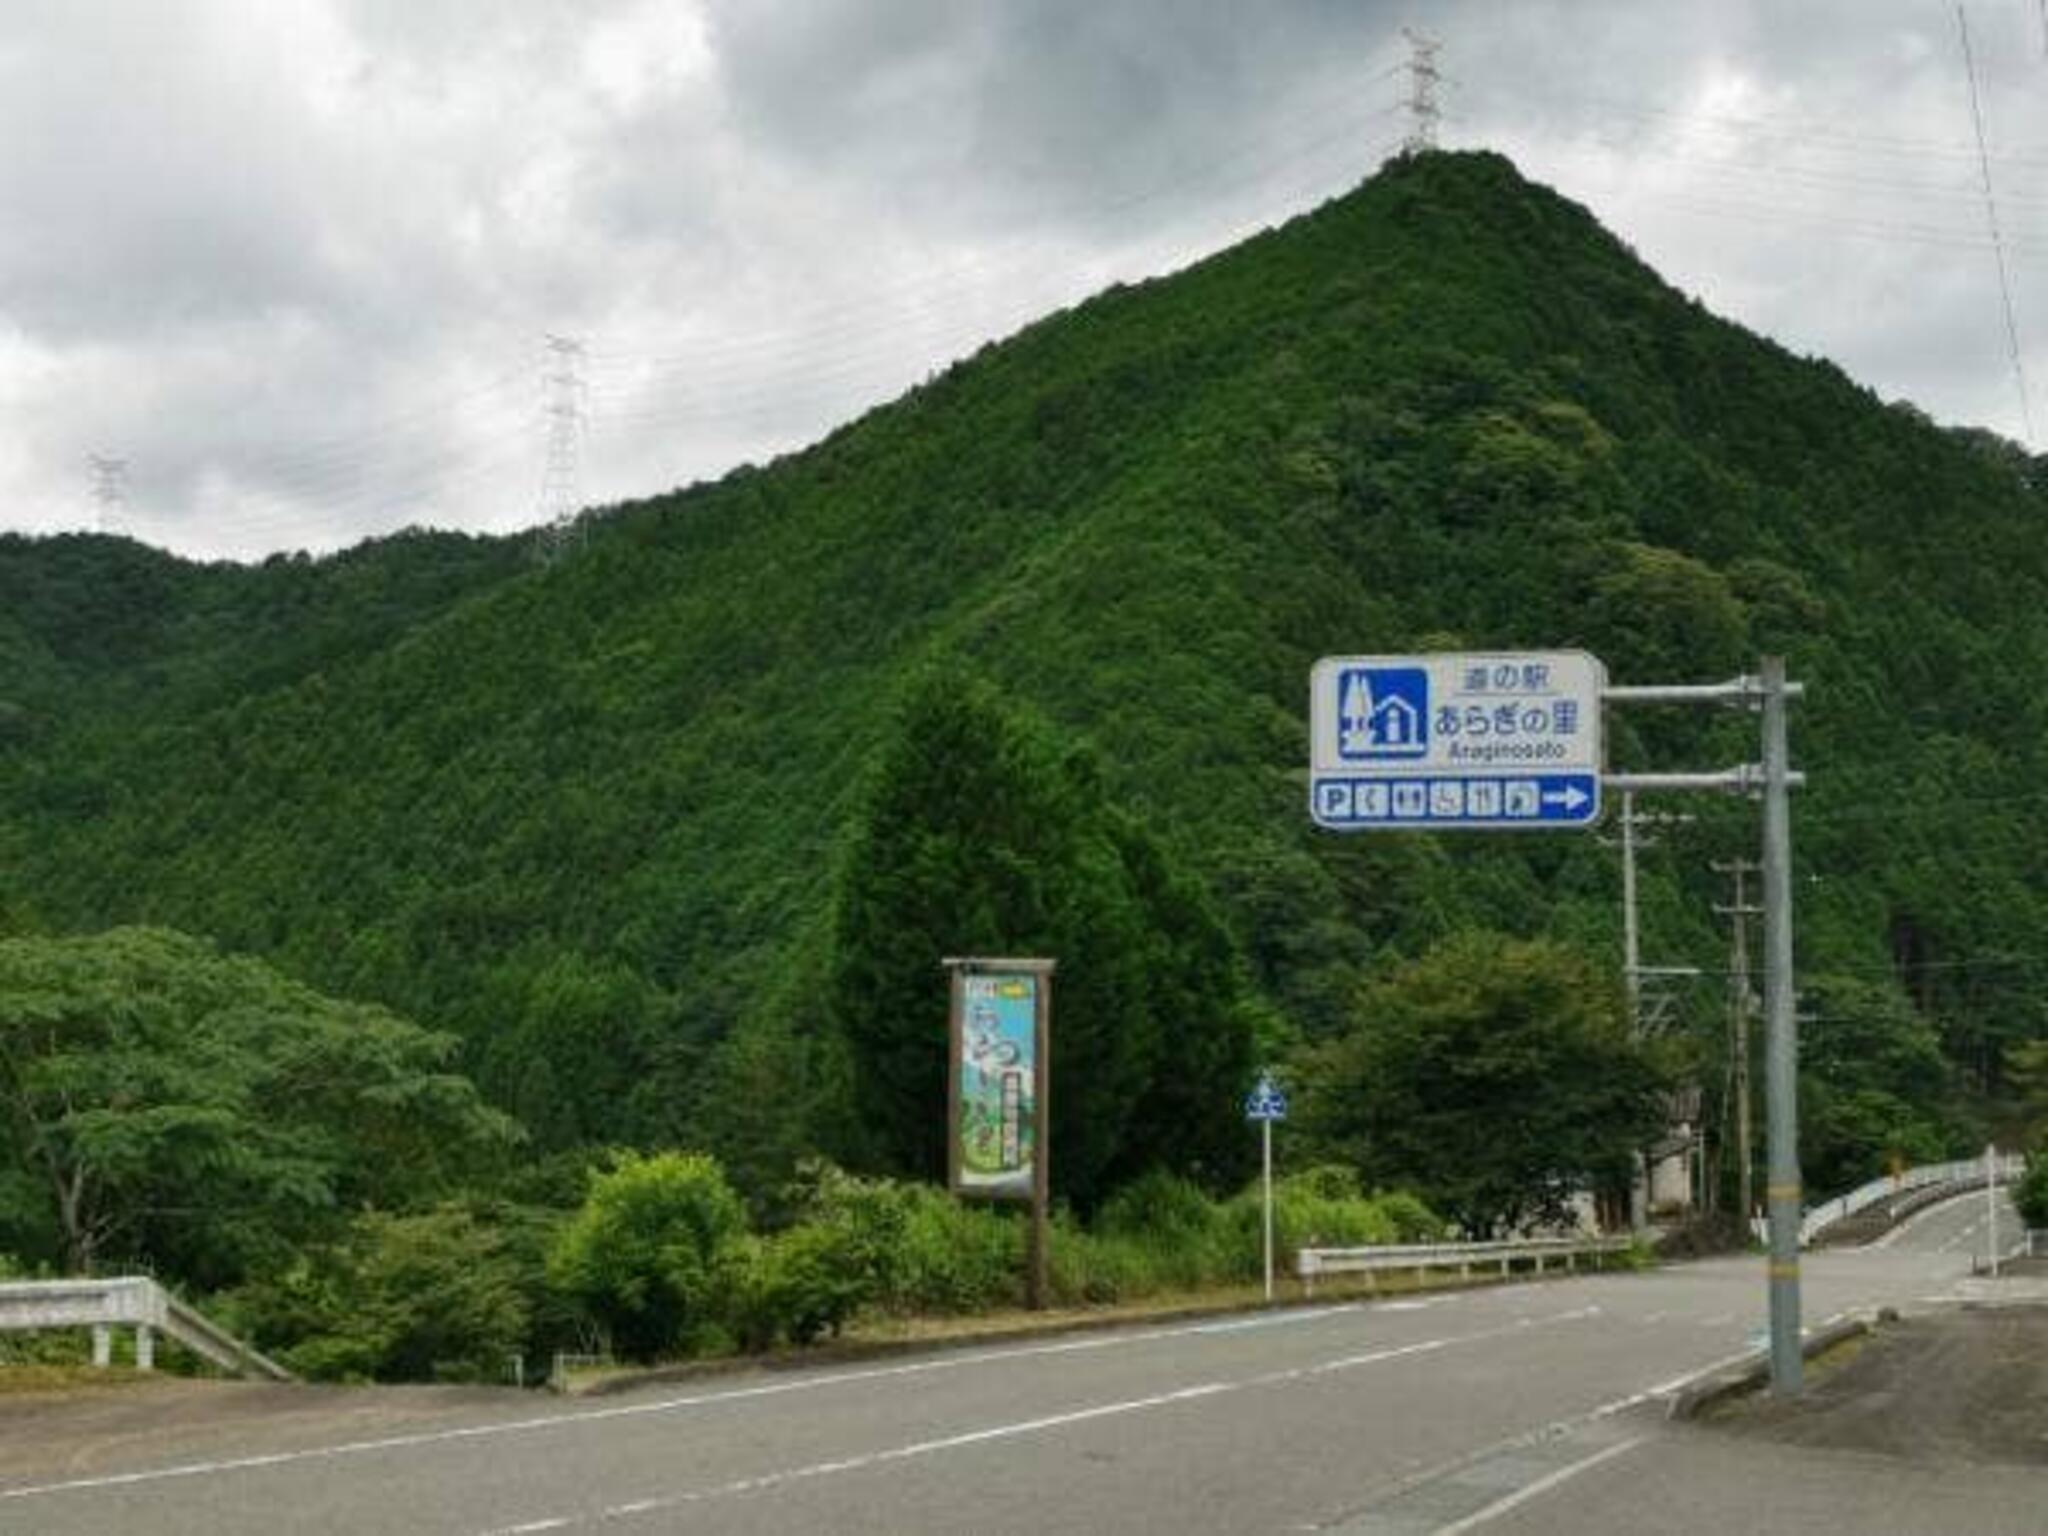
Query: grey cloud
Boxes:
[{"xmin": 3, "ymin": 1, "xmax": 2045, "ymax": 558}]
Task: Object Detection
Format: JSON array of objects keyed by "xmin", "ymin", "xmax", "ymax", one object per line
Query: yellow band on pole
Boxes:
[
  {"xmin": 1767, "ymin": 1261, "xmax": 1800, "ymax": 1278},
  {"xmin": 1766, "ymin": 1183, "xmax": 1801, "ymax": 1201}
]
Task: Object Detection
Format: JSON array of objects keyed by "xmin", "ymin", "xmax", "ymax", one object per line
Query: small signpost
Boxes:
[
  {"xmin": 1245, "ymin": 1070, "xmax": 1288, "ymax": 1302},
  {"xmin": 944, "ymin": 958, "xmax": 1054, "ymax": 1309},
  {"xmin": 1987, "ymin": 1143, "xmax": 2001, "ymax": 1278},
  {"xmin": 1309, "ymin": 651, "xmax": 1606, "ymax": 831}
]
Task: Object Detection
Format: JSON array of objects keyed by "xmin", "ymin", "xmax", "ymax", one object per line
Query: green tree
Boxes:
[
  {"xmin": 1798, "ymin": 973, "xmax": 1962, "ymax": 1196},
  {"xmin": 828, "ymin": 670, "xmax": 1255, "ymax": 1209},
  {"xmin": 0, "ymin": 927, "xmax": 518, "ymax": 1283},
  {"xmin": 545, "ymin": 1151, "xmax": 748, "ymax": 1362},
  {"xmin": 1299, "ymin": 932, "xmax": 1667, "ymax": 1236},
  {"xmin": 232, "ymin": 1204, "xmax": 538, "ymax": 1383},
  {"xmin": 2014, "ymin": 1151, "xmax": 2048, "ymax": 1230}
]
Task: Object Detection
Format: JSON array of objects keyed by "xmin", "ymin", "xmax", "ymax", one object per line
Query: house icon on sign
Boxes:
[{"xmin": 1338, "ymin": 667, "xmax": 1429, "ymax": 760}]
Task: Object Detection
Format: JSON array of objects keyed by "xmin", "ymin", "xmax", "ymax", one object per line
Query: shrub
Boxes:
[
  {"xmin": 732, "ymin": 1223, "xmax": 873, "ymax": 1350},
  {"xmin": 786, "ymin": 1161, "xmax": 1020, "ymax": 1314},
  {"xmin": 2015, "ymin": 1151, "xmax": 2048, "ymax": 1230},
  {"xmin": 1059, "ymin": 1168, "xmax": 1446, "ymax": 1302},
  {"xmin": 546, "ymin": 1152, "xmax": 749, "ymax": 1362},
  {"xmin": 224, "ymin": 1205, "xmax": 537, "ymax": 1383}
]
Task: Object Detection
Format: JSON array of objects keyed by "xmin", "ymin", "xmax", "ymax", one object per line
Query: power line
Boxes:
[
  {"xmin": 1958, "ymin": 3, "xmax": 2035, "ymax": 444},
  {"xmin": 1484, "ymin": 80, "xmax": 2048, "ymax": 172}
]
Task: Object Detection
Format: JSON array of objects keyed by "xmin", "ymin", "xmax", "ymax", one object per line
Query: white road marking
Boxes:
[
  {"xmin": 1193, "ymin": 1304, "xmax": 1362, "ymax": 1334},
  {"xmin": 1428, "ymin": 1436, "xmax": 1647, "ymax": 1534},
  {"xmin": 471, "ymin": 1318, "xmax": 1605, "ymax": 1531},
  {"xmin": 475, "ymin": 1383, "xmax": 1234, "ymax": 1535},
  {"xmin": 467, "ymin": 1312, "xmax": 1613, "ymax": 1534},
  {"xmin": 0, "ymin": 1291, "xmax": 1545, "ymax": 1506},
  {"xmin": 0, "ymin": 1310, "xmax": 1339, "ymax": 1504}
]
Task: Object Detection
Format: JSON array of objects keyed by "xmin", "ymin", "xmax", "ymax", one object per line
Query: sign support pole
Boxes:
[
  {"xmin": 1028, "ymin": 975, "xmax": 1051, "ymax": 1311},
  {"xmin": 943, "ymin": 957, "xmax": 1055, "ymax": 1312},
  {"xmin": 1262, "ymin": 1116, "xmax": 1275, "ymax": 1303},
  {"xmin": 1603, "ymin": 666, "xmax": 1806, "ymax": 1396},
  {"xmin": 1988, "ymin": 1143, "xmax": 2000, "ymax": 1278},
  {"xmin": 1311, "ymin": 655, "xmax": 1808, "ymax": 1395}
]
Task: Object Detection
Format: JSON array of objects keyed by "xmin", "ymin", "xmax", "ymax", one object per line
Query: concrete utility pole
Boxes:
[
  {"xmin": 1715, "ymin": 859, "xmax": 1761, "ymax": 1226},
  {"xmin": 1759, "ymin": 656, "xmax": 1802, "ymax": 1394},
  {"xmin": 1606, "ymin": 794, "xmax": 1694, "ymax": 1227}
]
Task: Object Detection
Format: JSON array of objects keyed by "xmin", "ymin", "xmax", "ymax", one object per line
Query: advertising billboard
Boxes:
[{"xmin": 948, "ymin": 966, "xmax": 1047, "ymax": 1202}]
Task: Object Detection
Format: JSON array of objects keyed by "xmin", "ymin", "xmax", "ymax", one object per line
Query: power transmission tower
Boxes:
[
  {"xmin": 88, "ymin": 454, "xmax": 128, "ymax": 536},
  {"xmin": 535, "ymin": 334, "xmax": 588, "ymax": 563},
  {"xmin": 1714, "ymin": 858, "xmax": 1762, "ymax": 1226},
  {"xmin": 1400, "ymin": 28, "xmax": 1442, "ymax": 155}
]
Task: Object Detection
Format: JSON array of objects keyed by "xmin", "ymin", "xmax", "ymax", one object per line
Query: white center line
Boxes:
[
  {"xmin": 2, "ymin": 1304, "xmax": 1383, "ymax": 1503},
  {"xmin": 467, "ymin": 1308, "xmax": 1614, "ymax": 1533},
  {"xmin": 477, "ymin": 1383, "xmax": 1235, "ymax": 1536}
]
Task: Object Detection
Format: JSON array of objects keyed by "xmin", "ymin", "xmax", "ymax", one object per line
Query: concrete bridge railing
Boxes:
[
  {"xmin": 0, "ymin": 1276, "xmax": 293, "ymax": 1380},
  {"xmin": 1799, "ymin": 1154, "xmax": 2025, "ymax": 1248}
]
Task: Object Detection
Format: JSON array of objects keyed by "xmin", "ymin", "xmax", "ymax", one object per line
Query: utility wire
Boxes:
[{"xmin": 1959, "ymin": 3, "xmax": 2035, "ymax": 444}]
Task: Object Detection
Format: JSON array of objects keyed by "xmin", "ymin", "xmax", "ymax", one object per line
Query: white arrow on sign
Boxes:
[{"xmin": 1542, "ymin": 784, "xmax": 1591, "ymax": 812}]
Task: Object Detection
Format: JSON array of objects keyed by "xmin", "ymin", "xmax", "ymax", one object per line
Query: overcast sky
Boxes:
[{"xmin": 4, "ymin": 1, "xmax": 2046, "ymax": 561}]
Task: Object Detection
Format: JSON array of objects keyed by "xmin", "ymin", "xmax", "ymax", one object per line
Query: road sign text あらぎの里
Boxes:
[{"xmin": 1309, "ymin": 652, "xmax": 1605, "ymax": 830}]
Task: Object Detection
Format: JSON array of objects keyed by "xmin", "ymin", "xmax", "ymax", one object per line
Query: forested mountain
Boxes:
[{"xmin": 5, "ymin": 151, "xmax": 2045, "ymax": 1197}]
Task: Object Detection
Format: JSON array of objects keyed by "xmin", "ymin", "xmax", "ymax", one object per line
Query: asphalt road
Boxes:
[
  {"xmin": 1870, "ymin": 1183, "xmax": 2025, "ymax": 1262},
  {"xmin": 0, "ymin": 1216, "xmax": 2032, "ymax": 1536}
]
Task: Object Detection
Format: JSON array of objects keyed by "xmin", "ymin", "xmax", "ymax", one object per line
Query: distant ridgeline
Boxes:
[{"xmin": 3, "ymin": 151, "xmax": 2043, "ymax": 1190}]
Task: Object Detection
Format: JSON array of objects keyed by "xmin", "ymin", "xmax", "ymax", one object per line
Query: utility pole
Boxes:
[
  {"xmin": 1606, "ymin": 793, "xmax": 1694, "ymax": 1228},
  {"xmin": 1604, "ymin": 661, "xmax": 1805, "ymax": 1396},
  {"xmin": 88, "ymin": 454, "xmax": 128, "ymax": 536},
  {"xmin": 1715, "ymin": 859, "xmax": 1761, "ymax": 1228},
  {"xmin": 1400, "ymin": 28, "xmax": 1442, "ymax": 155},
  {"xmin": 1759, "ymin": 656, "xmax": 1803, "ymax": 1395},
  {"xmin": 535, "ymin": 334, "xmax": 587, "ymax": 563}
]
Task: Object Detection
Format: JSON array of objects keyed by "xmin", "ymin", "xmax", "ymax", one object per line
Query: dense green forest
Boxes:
[{"xmin": 5, "ymin": 149, "xmax": 2046, "ymax": 1277}]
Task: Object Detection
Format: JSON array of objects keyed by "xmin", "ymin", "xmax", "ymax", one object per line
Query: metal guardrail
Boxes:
[
  {"xmin": 1295, "ymin": 1235, "xmax": 1632, "ymax": 1297},
  {"xmin": 0, "ymin": 1277, "xmax": 293, "ymax": 1380},
  {"xmin": 1798, "ymin": 1155, "xmax": 2025, "ymax": 1247}
]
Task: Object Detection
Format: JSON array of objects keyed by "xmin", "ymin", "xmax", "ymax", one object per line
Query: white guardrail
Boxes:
[
  {"xmin": 1797, "ymin": 1154, "xmax": 2026, "ymax": 1247},
  {"xmin": 0, "ymin": 1276, "xmax": 293, "ymax": 1380},
  {"xmin": 1296, "ymin": 1235, "xmax": 1632, "ymax": 1297}
]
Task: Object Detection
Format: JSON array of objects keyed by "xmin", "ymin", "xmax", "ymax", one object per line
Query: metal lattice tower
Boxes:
[
  {"xmin": 1400, "ymin": 28, "xmax": 1442, "ymax": 155},
  {"xmin": 535, "ymin": 334, "xmax": 588, "ymax": 562},
  {"xmin": 88, "ymin": 454, "xmax": 128, "ymax": 536}
]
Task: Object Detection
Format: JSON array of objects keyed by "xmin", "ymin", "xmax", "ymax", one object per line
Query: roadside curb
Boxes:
[
  {"xmin": 564, "ymin": 1292, "xmax": 1337, "ymax": 1396},
  {"xmin": 561, "ymin": 1260, "xmax": 1621, "ymax": 1397},
  {"xmin": 1668, "ymin": 1312, "xmax": 1882, "ymax": 1421}
]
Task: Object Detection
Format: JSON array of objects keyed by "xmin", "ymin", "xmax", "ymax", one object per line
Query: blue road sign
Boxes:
[
  {"xmin": 1310, "ymin": 652, "xmax": 1606, "ymax": 832},
  {"xmin": 1244, "ymin": 1074, "xmax": 1288, "ymax": 1122}
]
